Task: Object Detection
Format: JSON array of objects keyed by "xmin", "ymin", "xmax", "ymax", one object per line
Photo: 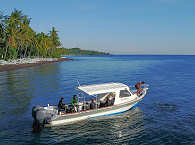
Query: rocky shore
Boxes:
[{"xmin": 0, "ymin": 57, "xmax": 70, "ymax": 72}]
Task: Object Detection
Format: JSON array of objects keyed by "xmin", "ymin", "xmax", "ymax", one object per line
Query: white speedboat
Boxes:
[{"xmin": 32, "ymin": 82, "xmax": 148, "ymax": 128}]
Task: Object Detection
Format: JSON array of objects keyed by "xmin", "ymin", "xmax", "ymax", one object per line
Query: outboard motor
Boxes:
[
  {"xmin": 32, "ymin": 105, "xmax": 42, "ymax": 133},
  {"xmin": 32, "ymin": 105, "xmax": 58, "ymax": 132}
]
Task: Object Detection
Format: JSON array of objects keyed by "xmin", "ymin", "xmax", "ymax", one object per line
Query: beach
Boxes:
[{"xmin": 0, "ymin": 57, "xmax": 71, "ymax": 72}]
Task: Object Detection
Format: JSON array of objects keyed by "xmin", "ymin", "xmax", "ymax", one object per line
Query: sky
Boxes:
[{"xmin": 1, "ymin": 0, "xmax": 195, "ymax": 54}]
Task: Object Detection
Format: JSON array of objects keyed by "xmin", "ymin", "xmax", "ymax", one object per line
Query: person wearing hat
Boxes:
[
  {"xmin": 58, "ymin": 97, "xmax": 64, "ymax": 114},
  {"xmin": 135, "ymin": 81, "xmax": 145, "ymax": 96}
]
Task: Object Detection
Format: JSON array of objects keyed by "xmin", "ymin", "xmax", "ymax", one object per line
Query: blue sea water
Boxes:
[{"xmin": 0, "ymin": 55, "xmax": 195, "ymax": 145}]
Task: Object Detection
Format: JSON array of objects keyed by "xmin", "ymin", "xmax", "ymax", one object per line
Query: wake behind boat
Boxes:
[{"xmin": 32, "ymin": 82, "xmax": 148, "ymax": 132}]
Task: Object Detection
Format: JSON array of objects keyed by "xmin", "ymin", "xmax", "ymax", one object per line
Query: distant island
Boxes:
[{"xmin": 0, "ymin": 9, "xmax": 109, "ymax": 61}]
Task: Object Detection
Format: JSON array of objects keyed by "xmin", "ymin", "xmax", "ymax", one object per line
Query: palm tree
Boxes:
[
  {"xmin": 1, "ymin": 9, "xmax": 64, "ymax": 60},
  {"xmin": 36, "ymin": 32, "xmax": 51, "ymax": 57},
  {"xmin": 49, "ymin": 27, "xmax": 61, "ymax": 57},
  {"xmin": 49, "ymin": 26, "xmax": 61, "ymax": 48},
  {"xmin": 18, "ymin": 16, "xmax": 36, "ymax": 58},
  {"xmin": 3, "ymin": 9, "xmax": 25, "ymax": 59},
  {"xmin": 0, "ymin": 12, "xmax": 6, "ymax": 59}
]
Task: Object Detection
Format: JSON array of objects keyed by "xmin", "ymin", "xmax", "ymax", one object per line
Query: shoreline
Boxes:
[{"xmin": 0, "ymin": 58, "xmax": 71, "ymax": 72}]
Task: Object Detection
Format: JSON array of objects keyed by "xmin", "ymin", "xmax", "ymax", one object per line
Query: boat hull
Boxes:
[{"xmin": 46, "ymin": 96, "xmax": 144, "ymax": 127}]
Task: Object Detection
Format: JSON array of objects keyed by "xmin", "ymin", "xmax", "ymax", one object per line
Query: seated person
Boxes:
[
  {"xmin": 100, "ymin": 99, "xmax": 106, "ymax": 107},
  {"xmin": 109, "ymin": 92, "xmax": 115, "ymax": 105},
  {"xmin": 90, "ymin": 98, "xmax": 96, "ymax": 109},
  {"xmin": 58, "ymin": 97, "xmax": 64, "ymax": 114},
  {"xmin": 106, "ymin": 96, "xmax": 112, "ymax": 106},
  {"xmin": 110, "ymin": 97, "xmax": 115, "ymax": 105},
  {"xmin": 99, "ymin": 93, "xmax": 109, "ymax": 107},
  {"xmin": 71, "ymin": 95, "xmax": 78, "ymax": 112}
]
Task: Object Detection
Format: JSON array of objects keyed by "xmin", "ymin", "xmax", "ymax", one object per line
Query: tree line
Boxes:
[
  {"xmin": 59, "ymin": 48, "xmax": 109, "ymax": 56},
  {"xmin": 0, "ymin": 9, "xmax": 62, "ymax": 60},
  {"xmin": 0, "ymin": 9, "xmax": 109, "ymax": 60}
]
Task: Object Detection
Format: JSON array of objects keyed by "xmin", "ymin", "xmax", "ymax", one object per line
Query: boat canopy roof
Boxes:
[{"xmin": 77, "ymin": 82, "xmax": 128, "ymax": 95}]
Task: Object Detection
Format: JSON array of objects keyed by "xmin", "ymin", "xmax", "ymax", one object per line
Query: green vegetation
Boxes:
[
  {"xmin": 0, "ymin": 9, "xmax": 109, "ymax": 60},
  {"xmin": 58, "ymin": 48, "xmax": 109, "ymax": 56},
  {"xmin": 0, "ymin": 9, "xmax": 62, "ymax": 60}
]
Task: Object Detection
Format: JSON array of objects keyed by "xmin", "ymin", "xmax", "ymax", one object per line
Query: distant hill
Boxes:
[{"xmin": 58, "ymin": 48, "xmax": 110, "ymax": 55}]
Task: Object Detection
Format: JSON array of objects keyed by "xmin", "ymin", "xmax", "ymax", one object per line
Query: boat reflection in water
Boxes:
[{"xmin": 43, "ymin": 107, "xmax": 144, "ymax": 144}]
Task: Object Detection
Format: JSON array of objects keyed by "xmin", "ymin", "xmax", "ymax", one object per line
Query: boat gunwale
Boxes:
[
  {"xmin": 43, "ymin": 88, "xmax": 148, "ymax": 126},
  {"xmin": 57, "ymin": 93, "xmax": 145, "ymax": 118}
]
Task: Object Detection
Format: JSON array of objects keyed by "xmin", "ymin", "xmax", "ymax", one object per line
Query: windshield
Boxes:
[{"xmin": 97, "ymin": 92, "xmax": 116, "ymax": 102}]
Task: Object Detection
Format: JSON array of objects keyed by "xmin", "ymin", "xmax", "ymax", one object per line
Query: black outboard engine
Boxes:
[
  {"xmin": 32, "ymin": 105, "xmax": 58, "ymax": 132},
  {"xmin": 32, "ymin": 105, "xmax": 42, "ymax": 133}
]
